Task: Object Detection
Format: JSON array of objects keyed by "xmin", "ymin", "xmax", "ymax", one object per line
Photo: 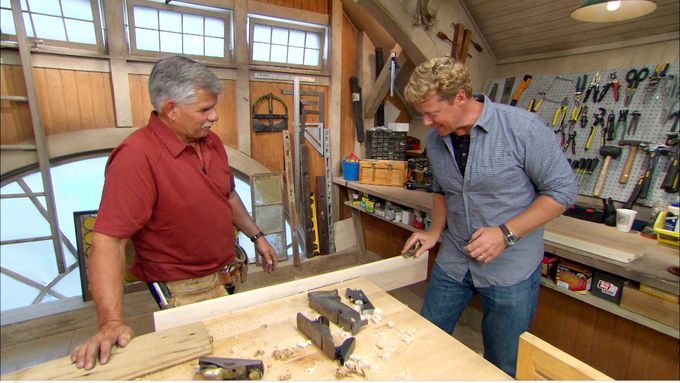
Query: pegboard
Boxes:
[{"xmin": 488, "ymin": 62, "xmax": 679, "ymax": 208}]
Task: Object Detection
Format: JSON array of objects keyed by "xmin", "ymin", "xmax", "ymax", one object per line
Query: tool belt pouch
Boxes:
[{"xmin": 164, "ymin": 273, "xmax": 228, "ymax": 307}]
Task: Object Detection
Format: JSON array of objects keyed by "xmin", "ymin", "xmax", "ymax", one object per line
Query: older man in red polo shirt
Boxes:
[{"xmin": 70, "ymin": 56, "xmax": 279, "ymax": 370}]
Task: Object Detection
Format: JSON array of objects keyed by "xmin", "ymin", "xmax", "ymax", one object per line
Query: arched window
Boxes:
[{"xmin": 1, "ymin": 151, "xmax": 283, "ymax": 313}]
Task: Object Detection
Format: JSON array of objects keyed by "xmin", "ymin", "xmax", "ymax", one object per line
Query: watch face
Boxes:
[{"xmin": 506, "ymin": 234, "xmax": 518, "ymax": 245}]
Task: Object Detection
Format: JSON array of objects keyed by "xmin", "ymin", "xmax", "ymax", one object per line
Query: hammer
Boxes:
[
  {"xmin": 618, "ymin": 140, "xmax": 649, "ymax": 184},
  {"xmin": 593, "ymin": 146, "xmax": 622, "ymax": 196}
]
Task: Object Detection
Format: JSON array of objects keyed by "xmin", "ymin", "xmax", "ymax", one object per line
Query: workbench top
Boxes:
[
  {"xmin": 334, "ymin": 178, "xmax": 679, "ymax": 294},
  {"xmin": 142, "ymin": 277, "xmax": 511, "ymax": 381}
]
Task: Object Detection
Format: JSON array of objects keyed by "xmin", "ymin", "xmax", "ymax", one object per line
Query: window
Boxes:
[
  {"xmin": 249, "ymin": 15, "xmax": 326, "ymax": 70},
  {"xmin": 0, "ymin": 0, "xmax": 104, "ymax": 51},
  {"xmin": 126, "ymin": 0, "xmax": 231, "ymax": 61}
]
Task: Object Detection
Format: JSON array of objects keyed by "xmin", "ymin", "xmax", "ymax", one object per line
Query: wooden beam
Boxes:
[
  {"xmin": 1, "ymin": 322, "xmax": 211, "ymax": 381},
  {"xmin": 154, "ymin": 254, "xmax": 429, "ymax": 331},
  {"xmin": 234, "ymin": 0, "xmax": 251, "ymax": 155},
  {"xmin": 363, "ymin": 44, "xmax": 407, "ymax": 119},
  {"xmin": 358, "ymin": 31, "xmax": 375, "ymax": 144},
  {"xmin": 104, "ymin": 0, "xmax": 132, "ymax": 128},
  {"xmin": 352, "ymin": 0, "xmax": 438, "ymax": 65},
  {"xmin": 329, "ymin": 0, "xmax": 343, "ymax": 230}
]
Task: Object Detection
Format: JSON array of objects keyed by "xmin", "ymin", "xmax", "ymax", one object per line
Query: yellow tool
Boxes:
[
  {"xmin": 527, "ymin": 92, "xmax": 545, "ymax": 113},
  {"xmin": 310, "ymin": 193, "xmax": 321, "ymax": 256},
  {"xmin": 552, "ymin": 97, "xmax": 569, "ymax": 127}
]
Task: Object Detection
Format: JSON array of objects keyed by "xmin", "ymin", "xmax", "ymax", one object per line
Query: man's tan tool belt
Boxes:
[{"xmin": 150, "ymin": 245, "xmax": 248, "ymax": 309}]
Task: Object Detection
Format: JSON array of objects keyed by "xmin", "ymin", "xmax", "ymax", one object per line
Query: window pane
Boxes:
[
  {"xmin": 61, "ymin": 0, "xmax": 92, "ymax": 21},
  {"xmin": 65, "ymin": 19, "xmax": 95, "ymax": 44},
  {"xmin": 0, "ymin": 197, "xmax": 51, "ymax": 240},
  {"xmin": 252, "ymin": 24, "xmax": 270, "ymax": 43},
  {"xmin": 252, "ymin": 41, "xmax": 269, "ymax": 61},
  {"xmin": 304, "ymin": 48, "xmax": 319, "ymax": 66},
  {"xmin": 182, "ymin": 13, "xmax": 203, "ymax": 35},
  {"xmin": 183, "ymin": 33, "xmax": 202, "ymax": 55},
  {"xmin": 271, "ymin": 26, "xmax": 288, "ymax": 45},
  {"xmin": 270, "ymin": 44, "xmax": 286, "ymax": 63},
  {"xmin": 23, "ymin": 12, "xmax": 33, "ymax": 37},
  {"xmin": 1, "ymin": 0, "xmax": 11, "ymax": 8},
  {"xmin": 1, "ymin": 241, "xmax": 58, "ymax": 285},
  {"xmin": 159, "ymin": 9, "xmax": 181, "ymax": 33},
  {"xmin": 305, "ymin": 31, "xmax": 319, "ymax": 49},
  {"xmin": 289, "ymin": 29, "xmax": 304, "ymax": 47},
  {"xmin": 20, "ymin": 0, "xmax": 26, "ymax": 9},
  {"xmin": 26, "ymin": 0, "xmax": 61, "ymax": 16},
  {"xmin": 50, "ymin": 267, "xmax": 81, "ymax": 297},
  {"xmin": 0, "ymin": 182, "xmax": 23, "ymax": 194},
  {"xmin": 32, "ymin": 13, "xmax": 66, "ymax": 40},
  {"xmin": 1, "ymin": 272, "xmax": 40, "ymax": 311},
  {"xmin": 288, "ymin": 46, "xmax": 303, "ymax": 65},
  {"xmin": 136, "ymin": 28, "xmax": 159, "ymax": 51},
  {"xmin": 0, "ymin": 9, "xmax": 15, "ymax": 35},
  {"xmin": 133, "ymin": 6, "xmax": 158, "ymax": 30},
  {"xmin": 23, "ymin": 172, "xmax": 44, "ymax": 192},
  {"xmin": 205, "ymin": 36, "xmax": 223, "ymax": 57},
  {"xmin": 204, "ymin": 16, "xmax": 223, "ymax": 38},
  {"xmin": 160, "ymin": 31, "xmax": 182, "ymax": 53}
]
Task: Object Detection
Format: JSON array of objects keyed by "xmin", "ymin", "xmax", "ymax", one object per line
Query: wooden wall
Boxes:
[
  {"xmin": 531, "ymin": 287, "xmax": 679, "ymax": 380},
  {"xmin": 0, "ymin": 65, "xmax": 116, "ymax": 144},
  {"xmin": 128, "ymin": 74, "xmax": 238, "ymax": 149},
  {"xmin": 257, "ymin": 0, "xmax": 328, "ymax": 14}
]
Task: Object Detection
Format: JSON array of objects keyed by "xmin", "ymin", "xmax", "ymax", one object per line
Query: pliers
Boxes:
[
  {"xmin": 597, "ymin": 72, "xmax": 619, "ymax": 103},
  {"xmin": 552, "ymin": 97, "xmax": 569, "ymax": 128},
  {"xmin": 583, "ymin": 71, "xmax": 601, "ymax": 104},
  {"xmin": 562, "ymin": 129, "xmax": 577, "ymax": 154},
  {"xmin": 574, "ymin": 74, "xmax": 587, "ymax": 104}
]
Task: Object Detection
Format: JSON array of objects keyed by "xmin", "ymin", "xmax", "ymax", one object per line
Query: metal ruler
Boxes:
[
  {"xmin": 293, "ymin": 77, "xmax": 301, "ymax": 221},
  {"xmin": 323, "ymin": 129, "xmax": 334, "ymax": 253}
]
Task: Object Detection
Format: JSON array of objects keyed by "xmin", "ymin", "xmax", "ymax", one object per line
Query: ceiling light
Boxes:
[{"xmin": 571, "ymin": 0, "xmax": 657, "ymax": 22}]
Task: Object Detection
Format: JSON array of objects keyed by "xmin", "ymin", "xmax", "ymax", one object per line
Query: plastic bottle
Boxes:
[{"xmin": 664, "ymin": 202, "xmax": 679, "ymax": 232}]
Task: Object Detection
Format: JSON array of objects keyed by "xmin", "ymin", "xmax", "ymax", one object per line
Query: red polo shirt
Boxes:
[{"xmin": 95, "ymin": 113, "xmax": 236, "ymax": 282}]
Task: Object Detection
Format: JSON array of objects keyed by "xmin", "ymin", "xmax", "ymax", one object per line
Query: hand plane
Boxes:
[
  {"xmin": 296, "ymin": 313, "xmax": 355, "ymax": 365},
  {"xmin": 196, "ymin": 356, "xmax": 264, "ymax": 380},
  {"xmin": 345, "ymin": 288, "xmax": 375, "ymax": 315},
  {"xmin": 308, "ymin": 290, "xmax": 368, "ymax": 334}
]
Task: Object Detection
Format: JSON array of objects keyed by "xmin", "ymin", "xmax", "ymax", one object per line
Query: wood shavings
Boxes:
[
  {"xmin": 272, "ymin": 347, "xmax": 297, "ymax": 361},
  {"xmin": 297, "ymin": 339, "xmax": 312, "ymax": 348},
  {"xmin": 332, "ymin": 329, "xmax": 352, "ymax": 345},
  {"xmin": 387, "ymin": 321, "xmax": 395, "ymax": 328},
  {"xmin": 278, "ymin": 373, "xmax": 292, "ymax": 380},
  {"xmin": 335, "ymin": 354, "xmax": 374, "ymax": 379},
  {"xmin": 260, "ymin": 324, "xmax": 268, "ymax": 329},
  {"xmin": 371, "ymin": 312, "xmax": 382, "ymax": 324},
  {"xmin": 304, "ymin": 361, "xmax": 320, "ymax": 373},
  {"xmin": 254, "ymin": 349, "xmax": 265, "ymax": 357},
  {"xmin": 399, "ymin": 328, "xmax": 417, "ymax": 345},
  {"xmin": 374, "ymin": 333, "xmax": 396, "ymax": 361}
]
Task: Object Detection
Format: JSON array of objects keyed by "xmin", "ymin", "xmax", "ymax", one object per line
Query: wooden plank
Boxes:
[
  {"xmin": 154, "ymin": 254, "xmax": 429, "ymax": 331},
  {"xmin": 516, "ymin": 332, "xmax": 612, "ymax": 380},
  {"xmin": 145, "ymin": 277, "xmax": 510, "ymax": 381},
  {"xmin": 1, "ymin": 322, "xmax": 211, "ymax": 381},
  {"xmin": 620, "ymin": 284, "xmax": 680, "ymax": 329},
  {"xmin": 363, "ymin": 44, "xmax": 405, "ymax": 119},
  {"xmin": 75, "ymin": 71, "xmax": 96, "ymax": 130}
]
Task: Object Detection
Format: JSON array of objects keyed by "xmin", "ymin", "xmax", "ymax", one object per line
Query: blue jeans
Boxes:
[{"xmin": 421, "ymin": 263, "xmax": 541, "ymax": 377}]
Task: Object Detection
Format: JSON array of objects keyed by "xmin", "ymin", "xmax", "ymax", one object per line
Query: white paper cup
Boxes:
[{"xmin": 615, "ymin": 209, "xmax": 638, "ymax": 232}]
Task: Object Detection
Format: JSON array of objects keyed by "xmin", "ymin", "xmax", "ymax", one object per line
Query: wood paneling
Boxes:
[
  {"xmin": 249, "ymin": 81, "xmax": 328, "ymax": 194},
  {"xmin": 128, "ymin": 75, "xmax": 238, "ymax": 149},
  {"xmin": 1, "ymin": 65, "xmax": 116, "ymax": 144},
  {"xmin": 462, "ymin": 0, "xmax": 679, "ymax": 61},
  {"xmin": 531, "ymin": 287, "xmax": 680, "ymax": 380},
  {"xmin": 0, "ymin": 65, "xmax": 32, "ymax": 144},
  {"xmin": 257, "ymin": 0, "xmax": 327, "ymax": 14}
]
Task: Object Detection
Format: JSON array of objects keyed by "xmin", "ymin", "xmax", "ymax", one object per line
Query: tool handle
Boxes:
[
  {"xmin": 618, "ymin": 145, "xmax": 638, "ymax": 184},
  {"xmin": 593, "ymin": 156, "xmax": 612, "ymax": 196},
  {"xmin": 510, "ymin": 75, "xmax": 532, "ymax": 106},
  {"xmin": 639, "ymin": 153, "xmax": 660, "ymax": 199},
  {"xmin": 661, "ymin": 156, "xmax": 679, "ymax": 192}
]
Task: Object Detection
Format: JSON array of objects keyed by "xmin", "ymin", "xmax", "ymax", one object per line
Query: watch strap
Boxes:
[{"xmin": 250, "ymin": 231, "xmax": 265, "ymax": 243}]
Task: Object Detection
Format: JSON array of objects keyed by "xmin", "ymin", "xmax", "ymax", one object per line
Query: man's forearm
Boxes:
[
  {"xmin": 228, "ymin": 191, "xmax": 261, "ymax": 237},
  {"xmin": 505, "ymin": 195, "xmax": 567, "ymax": 238},
  {"xmin": 89, "ymin": 233, "xmax": 127, "ymax": 327}
]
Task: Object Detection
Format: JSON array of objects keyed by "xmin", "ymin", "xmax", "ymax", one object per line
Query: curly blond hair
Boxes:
[{"xmin": 404, "ymin": 56, "xmax": 472, "ymax": 104}]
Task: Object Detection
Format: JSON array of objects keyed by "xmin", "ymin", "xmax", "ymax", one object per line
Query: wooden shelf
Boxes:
[
  {"xmin": 541, "ymin": 277, "xmax": 679, "ymax": 339},
  {"xmin": 344, "ymin": 201, "xmax": 419, "ymax": 233}
]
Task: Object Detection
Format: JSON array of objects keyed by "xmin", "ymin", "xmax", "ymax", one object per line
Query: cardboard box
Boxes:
[
  {"xmin": 541, "ymin": 254, "xmax": 559, "ymax": 279},
  {"xmin": 555, "ymin": 260, "xmax": 593, "ymax": 292},
  {"xmin": 359, "ymin": 160, "xmax": 408, "ymax": 187},
  {"xmin": 590, "ymin": 270, "xmax": 626, "ymax": 305},
  {"xmin": 620, "ymin": 284, "xmax": 680, "ymax": 329}
]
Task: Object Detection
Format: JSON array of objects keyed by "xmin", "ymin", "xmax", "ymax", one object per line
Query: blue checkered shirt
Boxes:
[{"xmin": 427, "ymin": 95, "xmax": 577, "ymax": 287}]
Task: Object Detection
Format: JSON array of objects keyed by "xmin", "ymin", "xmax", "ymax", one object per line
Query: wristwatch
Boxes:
[
  {"xmin": 499, "ymin": 224, "xmax": 519, "ymax": 247},
  {"xmin": 250, "ymin": 231, "xmax": 265, "ymax": 243}
]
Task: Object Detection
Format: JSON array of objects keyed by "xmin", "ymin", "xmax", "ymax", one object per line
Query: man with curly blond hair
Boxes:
[{"xmin": 402, "ymin": 56, "xmax": 577, "ymax": 377}]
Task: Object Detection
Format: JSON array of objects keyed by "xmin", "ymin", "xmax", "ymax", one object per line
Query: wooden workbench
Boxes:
[{"xmin": 143, "ymin": 277, "xmax": 511, "ymax": 380}]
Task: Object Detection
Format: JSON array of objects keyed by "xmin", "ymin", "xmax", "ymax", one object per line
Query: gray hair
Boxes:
[{"xmin": 148, "ymin": 55, "xmax": 223, "ymax": 112}]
